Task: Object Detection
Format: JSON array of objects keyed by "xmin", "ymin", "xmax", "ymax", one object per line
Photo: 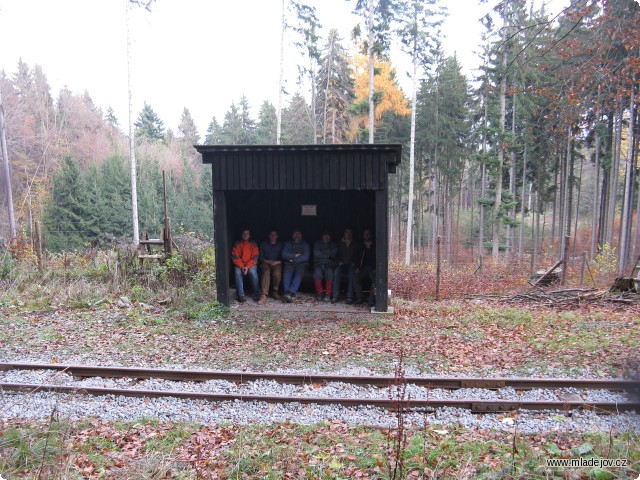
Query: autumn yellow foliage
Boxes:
[{"xmin": 350, "ymin": 54, "xmax": 410, "ymax": 138}]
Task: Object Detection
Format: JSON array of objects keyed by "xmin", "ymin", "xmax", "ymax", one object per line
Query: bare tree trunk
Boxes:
[
  {"xmin": 632, "ymin": 108, "xmax": 640, "ymax": 262},
  {"xmin": 405, "ymin": 53, "xmax": 418, "ymax": 265},
  {"xmin": 607, "ymin": 107, "xmax": 622, "ymax": 247},
  {"xmin": 619, "ymin": 82, "xmax": 635, "ymax": 273},
  {"xmin": 322, "ymin": 35, "xmax": 335, "ymax": 144},
  {"xmin": 590, "ymin": 130, "xmax": 601, "ymax": 260},
  {"xmin": 551, "ymin": 169, "xmax": 558, "ymax": 251},
  {"xmin": 492, "ymin": 51, "xmax": 507, "ymax": 262},
  {"xmin": 309, "ymin": 59, "xmax": 318, "ymax": 144},
  {"xmin": 126, "ymin": 0, "xmax": 139, "ymax": 246},
  {"xmin": 572, "ymin": 154, "xmax": 583, "ymax": 259},
  {"xmin": 564, "ymin": 130, "xmax": 575, "ymax": 265},
  {"xmin": 367, "ymin": 0, "xmax": 376, "ymax": 143},
  {"xmin": 0, "ymin": 88, "xmax": 16, "ymax": 242},
  {"xmin": 533, "ymin": 189, "xmax": 540, "ymax": 271},
  {"xmin": 518, "ymin": 143, "xmax": 528, "ymax": 255},
  {"xmin": 506, "ymin": 95, "xmax": 517, "ymax": 258},
  {"xmin": 276, "ymin": 0, "xmax": 285, "ymax": 145},
  {"xmin": 558, "ymin": 135, "xmax": 569, "ymax": 260},
  {"xmin": 432, "ymin": 172, "xmax": 439, "ymax": 260}
]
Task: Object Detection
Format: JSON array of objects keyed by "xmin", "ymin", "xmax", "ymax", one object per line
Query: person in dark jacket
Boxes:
[
  {"xmin": 312, "ymin": 230, "xmax": 338, "ymax": 301},
  {"xmin": 281, "ymin": 228, "xmax": 310, "ymax": 303},
  {"xmin": 331, "ymin": 227, "xmax": 360, "ymax": 304},
  {"xmin": 354, "ymin": 228, "xmax": 376, "ymax": 306},
  {"xmin": 258, "ymin": 230, "xmax": 283, "ymax": 304}
]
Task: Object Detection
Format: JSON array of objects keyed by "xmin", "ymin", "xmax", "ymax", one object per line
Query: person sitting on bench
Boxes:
[{"xmin": 282, "ymin": 227, "xmax": 310, "ymax": 303}]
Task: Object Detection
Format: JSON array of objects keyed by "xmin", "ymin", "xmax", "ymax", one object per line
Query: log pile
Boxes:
[{"xmin": 490, "ymin": 287, "xmax": 640, "ymax": 309}]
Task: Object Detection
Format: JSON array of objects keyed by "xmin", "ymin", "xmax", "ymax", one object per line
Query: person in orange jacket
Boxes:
[{"xmin": 231, "ymin": 229, "xmax": 260, "ymax": 302}]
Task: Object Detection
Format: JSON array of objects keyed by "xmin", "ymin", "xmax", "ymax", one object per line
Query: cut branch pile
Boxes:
[{"xmin": 484, "ymin": 287, "xmax": 640, "ymax": 309}]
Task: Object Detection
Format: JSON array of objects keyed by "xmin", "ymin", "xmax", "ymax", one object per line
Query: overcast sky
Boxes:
[{"xmin": 0, "ymin": 0, "xmax": 566, "ymax": 138}]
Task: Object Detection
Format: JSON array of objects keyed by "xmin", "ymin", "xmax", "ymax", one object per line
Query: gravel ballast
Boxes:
[{"xmin": 1, "ymin": 369, "xmax": 638, "ymax": 434}]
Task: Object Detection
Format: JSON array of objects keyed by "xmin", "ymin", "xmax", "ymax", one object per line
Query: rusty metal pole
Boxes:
[
  {"xmin": 561, "ymin": 235, "xmax": 570, "ymax": 285},
  {"xmin": 435, "ymin": 236, "xmax": 441, "ymax": 301}
]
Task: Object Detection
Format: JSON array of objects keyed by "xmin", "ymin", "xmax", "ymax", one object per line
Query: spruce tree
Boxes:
[
  {"xmin": 45, "ymin": 155, "xmax": 93, "ymax": 251},
  {"xmin": 315, "ymin": 29, "xmax": 354, "ymax": 144},
  {"xmin": 178, "ymin": 107, "xmax": 200, "ymax": 145},
  {"xmin": 255, "ymin": 101, "xmax": 278, "ymax": 144},
  {"xmin": 135, "ymin": 102, "xmax": 165, "ymax": 142},
  {"xmin": 220, "ymin": 102, "xmax": 243, "ymax": 144},
  {"xmin": 282, "ymin": 93, "xmax": 314, "ymax": 144},
  {"xmin": 205, "ymin": 116, "xmax": 223, "ymax": 145}
]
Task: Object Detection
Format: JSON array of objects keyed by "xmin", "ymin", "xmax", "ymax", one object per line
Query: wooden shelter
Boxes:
[{"xmin": 195, "ymin": 144, "xmax": 402, "ymax": 312}]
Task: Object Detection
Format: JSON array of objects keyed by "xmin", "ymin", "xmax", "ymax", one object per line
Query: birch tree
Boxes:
[{"xmin": 396, "ymin": 0, "xmax": 445, "ymax": 264}]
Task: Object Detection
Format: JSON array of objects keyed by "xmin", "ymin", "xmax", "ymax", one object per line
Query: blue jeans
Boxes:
[
  {"xmin": 333, "ymin": 264, "xmax": 355, "ymax": 300},
  {"xmin": 234, "ymin": 266, "xmax": 259, "ymax": 298},
  {"xmin": 283, "ymin": 263, "xmax": 306, "ymax": 294}
]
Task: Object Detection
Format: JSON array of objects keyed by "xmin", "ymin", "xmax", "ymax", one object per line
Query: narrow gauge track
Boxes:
[{"xmin": 1, "ymin": 363, "xmax": 638, "ymax": 414}]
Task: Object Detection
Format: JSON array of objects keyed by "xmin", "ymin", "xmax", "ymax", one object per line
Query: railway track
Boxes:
[{"xmin": 1, "ymin": 362, "xmax": 638, "ymax": 414}]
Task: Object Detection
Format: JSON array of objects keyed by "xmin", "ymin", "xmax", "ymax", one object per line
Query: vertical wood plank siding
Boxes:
[{"xmin": 205, "ymin": 150, "xmax": 398, "ymax": 191}]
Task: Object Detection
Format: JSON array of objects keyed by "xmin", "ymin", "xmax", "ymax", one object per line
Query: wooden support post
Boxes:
[
  {"xmin": 561, "ymin": 235, "xmax": 570, "ymax": 285},
  {"xmin": 435, "ymin": 236, "xmax": 441, "ymax": 301},
  {"xmin": 214, "ymin": 191, "xmax": 230, "ymax": 307}
]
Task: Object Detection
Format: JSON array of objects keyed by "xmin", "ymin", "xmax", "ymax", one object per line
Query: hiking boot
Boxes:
[
  {"xmin": 283, "ymin": 293, "xmax": 293, "ymax": 303},
  {"xmin": 258, "ymin": 295, "xmax": 267, "ymax": 305},
  {"xmin": 330, "ymin": 297, "xmax": 337, "ymax": 304},
  {"xmin": 346, "ymin": 298, "xmax": 353, "ymax": 305},
  {"xmin": 271, "ymin": 291, "xmax": 281, "ymax": 300},
  {"xmin": 315, "ymin": 293, "xmax": 323, "ymax": 301},
  {"xmin": 237, "ymin": 296, "xmax": 247, "ymax": 303},
  {"xmin": 323, "ymin": 295, "xmax": 331, "ymax": 302}
]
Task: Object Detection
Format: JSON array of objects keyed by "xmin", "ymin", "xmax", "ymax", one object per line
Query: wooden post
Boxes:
[
  {"xmin": 435, "ymin": 236, "xmax": 441, "ymax": 301},
  {"xmin": 214, "ymin": 191, "xmax": 230, "ymax": 307},
  {"xmin": 34, "ymin": 220, "xmax": 43, "ymax": 271},
  {"xmin": 561, "ymin": 235, "xmax": 570, "ymax": 285},
  {"xmin": 580, "ymin": 251, "xmax": 586, "ymax": 286}
]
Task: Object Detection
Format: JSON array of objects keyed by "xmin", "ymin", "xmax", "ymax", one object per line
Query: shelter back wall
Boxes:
[{"xmin": 226, "ymin": 190, "xmax": 376, "ymax": 247}]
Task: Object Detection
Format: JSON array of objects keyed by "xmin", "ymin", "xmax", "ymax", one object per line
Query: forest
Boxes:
[{"xmin": 0, "ymin": 0, "xmax": 639, "ymax": 275}]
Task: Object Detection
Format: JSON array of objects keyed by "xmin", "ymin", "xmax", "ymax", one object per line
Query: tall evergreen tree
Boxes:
[
  {"xmin": 282, "ymin": 93, "xmax": 314, "ymax": 144},
  {"xmin": 290, "ymin": 1, "xmax": 322, "ymax": 143},
  {"xmin": 221, "ymin": 102, "xmax": 242, "ymax": 144},
  {"xmin": 238, "ymin": 95, "xmax": 257, "ymax": 144},
  {"xmin": 98, "ymin": 154, "xmax": 132, "ymax": 237},
  {"xmin": 255, "ymin": 101, "xmax": 278, "ymax": 144},
  {"xmin": 316, "ymin": 29, "xmax": 355, "ymax": 144},
  {"xmin": 105, "ymin": 107, "xmax": 119, "ymax": 128},
  {"xmin": 178, "ymin": 107, "xmax": 199, "ymax": 145},
  {"xmin": 45, "ymin": 155, "xmax": 94, "ymax": 251},
  {"xmin": 134, "ymin": 102, "xmax": 165, "ymax": 142},
  {"xmin": 205, "ymin": 116, "xmax": 223, "ymax": 145}
]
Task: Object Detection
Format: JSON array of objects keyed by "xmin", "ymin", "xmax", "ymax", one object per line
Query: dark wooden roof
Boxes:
[{"xmin": 194, "ymin": 144, "xmax": 402, "ymax": 191}]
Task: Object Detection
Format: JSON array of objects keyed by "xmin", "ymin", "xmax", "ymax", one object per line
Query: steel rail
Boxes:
[
  {"xmin": 1, "ymin": 382, "xmax": 638, "ymax": 414},
  {"xmin": 1, "ymin": 363, "xmax": 638, "ymax": 392}
]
